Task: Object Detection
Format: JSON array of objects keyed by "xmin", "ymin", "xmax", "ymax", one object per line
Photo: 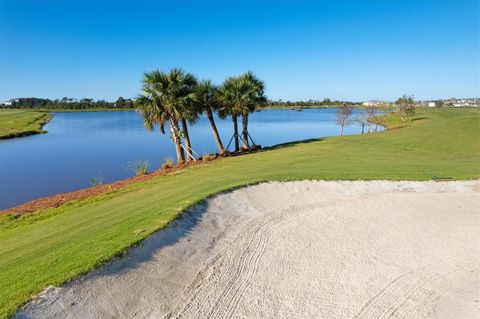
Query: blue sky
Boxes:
[{"xmin": 0, "ymin": 0, "xmax": 478, "ymax": 102}]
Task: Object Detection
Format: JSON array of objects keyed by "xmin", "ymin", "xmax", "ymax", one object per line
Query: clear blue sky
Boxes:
[{"xmin": 0, "ymin": 0, "xmax": 478, "ymax": 102}]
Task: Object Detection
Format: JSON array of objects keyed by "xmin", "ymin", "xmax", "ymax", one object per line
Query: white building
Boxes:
[
  {"xmin": 362, "ymin": 100, "xmax": 382, "ymax": 107},
  {"xmin": 427, "ymin": 102, "xmax": 436, "ymax": 107}
]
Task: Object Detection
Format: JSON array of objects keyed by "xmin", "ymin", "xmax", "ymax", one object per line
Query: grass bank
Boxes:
[
  {"xmin": 0, "ymin": 110, "xmax": 51, "ymax": 139},
  {"xmin": 0, "ymin": 108, "xmax": 479, "ymax": 318}
]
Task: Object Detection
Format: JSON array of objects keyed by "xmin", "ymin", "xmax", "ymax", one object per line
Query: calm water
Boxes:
[{"xmin": 0, "ymin": 108, "xmax": 381, "ymax": 210}]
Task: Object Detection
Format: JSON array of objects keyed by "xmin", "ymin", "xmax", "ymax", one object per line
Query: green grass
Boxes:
[
  {"xmin": 0, "ymin": 108, "xmax": 479, "ymax": 318},
  {"xmin": 0, "ymin": 110, "xmax": 51, "ymax": 139}
]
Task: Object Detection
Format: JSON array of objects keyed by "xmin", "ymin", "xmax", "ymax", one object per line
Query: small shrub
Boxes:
[
  {"xmin": 202, "ymin": 154, "xmax": 211, "ymax": 163},
  {"xmin": 161, "ymin": 158, "xmax": 174, "ymax": 171},
  {"xmin": 91, "ymin": 176, "xmax": 103, "ymax": 187},
  {"xmin": 126, "ymin": 159, "xmax": 150, "ymax": 176},
  {"xmin": 396, "ymin": 94, "xmax": 416, "ymax": 122}
]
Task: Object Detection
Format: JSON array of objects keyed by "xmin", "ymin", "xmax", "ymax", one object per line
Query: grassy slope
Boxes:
[
  {"xmin": 0, "ymin": 110, "xmax": 51, "ymax": 139},
  {"xmin": 0, "ymin": 108, "xmax": 479, "ymax": 317}
]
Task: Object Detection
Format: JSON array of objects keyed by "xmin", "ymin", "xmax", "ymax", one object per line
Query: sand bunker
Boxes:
[{"xmin": 16, "ymin": 181, "xmax": 480, "ymax": 319}]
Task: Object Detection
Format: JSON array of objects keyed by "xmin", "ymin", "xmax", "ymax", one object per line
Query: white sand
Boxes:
[
  {"xmin": 16, "ymin": 181, "xmax": 480, "ymax": 319},
  {"xmin": 427, "ymin": 282, "xmax": 480, "ymax": 319}
]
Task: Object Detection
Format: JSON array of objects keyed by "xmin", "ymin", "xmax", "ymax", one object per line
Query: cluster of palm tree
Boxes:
[{"xmin": 137, "ymin": 68, "xmax": 266, "ymax": 163}]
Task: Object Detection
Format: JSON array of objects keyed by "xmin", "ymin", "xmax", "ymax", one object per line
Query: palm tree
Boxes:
[
  {"xmin": 179, "ymin": 99, "xmax": 199, "ymax": 162},
  {"xmin": 136, "ymin": 95, "xmax": 167, "ymax": 134},
  {"xmin": 218, "ymin": 76, "xmax": 244, "ymax": 152},
  {"xmin": 239, "ymin": 71, "xmax": 266, "ymax": 149},
  {"xmin": 218, "ymin": 72, "xmax": 266, "ymax": 151},
  {"xmin": 165, "ymin": 69, "xmax": 198, "ymax": 162},
  {"xmin": 137, "ymin": 68, "xmax": 197, "ymax": 163},
  {"xmin": 196, "ymin": 80, "xmax": 225, "ymax": 155}
]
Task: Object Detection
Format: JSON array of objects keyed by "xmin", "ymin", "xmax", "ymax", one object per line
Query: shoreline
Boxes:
[
  {"xmin": 0, "ymin": 111, "xmax": 391, "ymax": 214},
  {"xmin": 0, "ymin": 156, "xmax": 226, "ymax": 216},
  {"xmin": 0, "ymin": 120, "xmax": 394, "ymax": 215},
  {"xmin": 0, "ymin": 112, "xmax": 52, "ymax": 140}
]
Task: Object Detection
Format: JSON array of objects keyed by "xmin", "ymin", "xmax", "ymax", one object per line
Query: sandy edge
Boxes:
[{"xmin": 15, "ymin": 180, "xmax": 480, "ymax": 319}]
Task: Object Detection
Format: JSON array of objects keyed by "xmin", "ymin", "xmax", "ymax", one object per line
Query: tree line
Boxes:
[
  {"xmin": 136, "ymin": 68, "xmax": 266, "ymax": 163},
  {"xmin": 1, "ymin": 97, "xmax": 135, "ymax": 109},
  {"xmin": 2, "ymin": 96, "xmax": 358, "ymax": 110},
  {"xmin": 268, "ymin": 98, "xmax": 357, "ymax": 107}
]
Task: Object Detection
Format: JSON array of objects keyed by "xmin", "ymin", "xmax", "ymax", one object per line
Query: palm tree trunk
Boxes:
[
  {"xmin": 169, "ymin": 117, "xmax": 185, "ymax": 163},
  {"xmin": 242, "ymin": 113, "xmax": 250, "ymax": 149},
  {"xmin": 207, "ymin": 108, "xmax": 225, "ymax": 154},
  {"xmin": 181, "ymin": 118, "xmax": 194, "ymax": 162},
  {"xmin": 233, "ymin": 114, "xmax": 239, "ymax": 152},
  {"xmin": 341, "ymin": 123, "xmax": 344, "ymax": 136},
  {"xmin": 361, "ymin": 123, "xmax": 365, "ymax": 134}
]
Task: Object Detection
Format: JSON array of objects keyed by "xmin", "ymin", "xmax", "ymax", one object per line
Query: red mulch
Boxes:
[
  {"xmin": 0, "ymin": 147, "xmax": 263, "ymax": 216},
  {"xmin": 0, "ymin": 158, "xmax": 215, "ymax": 216}
]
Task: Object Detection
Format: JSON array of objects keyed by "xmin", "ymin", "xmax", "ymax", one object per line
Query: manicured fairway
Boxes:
[
  {"xmin": 0, "ymin": 110, "xmax": 51, "ymax": 139},
  {"xmin": 0, "ymin": 108, "xmax": 478, "ymax": 318}
]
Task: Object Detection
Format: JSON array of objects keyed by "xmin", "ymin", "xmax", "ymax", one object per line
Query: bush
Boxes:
[
  {"xmin": 126, "ymin": 159, "xmax": 150, "ymax": 175},
  {"xmin": 161, "ymin": 158, "xmax": 174, "ymax": 171},
  {"xmin": 396, "ymin": 94, "xmax": 416, "ymax": 122},
  {"xmin": 91, "ymin": 175, "xmax": 103, "ymax": 187},
  {"xmin": 201, "ymin": 154, "xmax": 209, "ymax": 163}
]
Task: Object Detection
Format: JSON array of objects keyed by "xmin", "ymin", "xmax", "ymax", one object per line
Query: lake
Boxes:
[{"xmin": 0, "ymin": 108, "xmax": 382, "ymax": 210}]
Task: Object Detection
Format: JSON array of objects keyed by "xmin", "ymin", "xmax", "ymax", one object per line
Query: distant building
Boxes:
[
  {"xmin": 362, "ymin": 100, "xmax": 382, "ymax": 107},
  {"xmin": 1, "ymin": 100, "xmax": 14, "ymax": 107},
  {"xmin": 418, "ymin": 98, "xmax": 479, "ymax": 108},
  {"xmin": 449, "ymin": 99, "xmax": 479, "ymax": 107}
]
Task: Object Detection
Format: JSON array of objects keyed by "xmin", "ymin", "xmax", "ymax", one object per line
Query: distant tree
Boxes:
[
  {"xmin": 116, "ymin": 97, "xmax": 126, "ymax": 108},
  {"xmin": 365, "ymin": 105, "xmax": 380, "ymax": 132},
  {"xmin": 79, "ymin": 98, "xmax": 93, "ymax": 109},
  {"xmin": 395, "ymin": 95, "xmax": 414, "ymax": 105},
  {"xmin": 322, "ymin": 98, "xmax": 331, "ymax": 106},
  {"xmin": 3, "ymin": 96, "xmax": 138, "ymax": 110},
  {"xmin": 376, "ymin": 106, "xmax": 389, "ymax": 130},
  {"xmin": 336, "ymin": 103, "xmax": 353, "ymax": 136},
  {"xmin": 355, "ymin": 109, "xmax": 369, "ymax": 134},
  {"xmin": 435, "ymin": 100, "xmax": 444, "ymax": 111},
  {"xmin": 396, "ymin": 94, "xmax": 415, "ymax": 122}
]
